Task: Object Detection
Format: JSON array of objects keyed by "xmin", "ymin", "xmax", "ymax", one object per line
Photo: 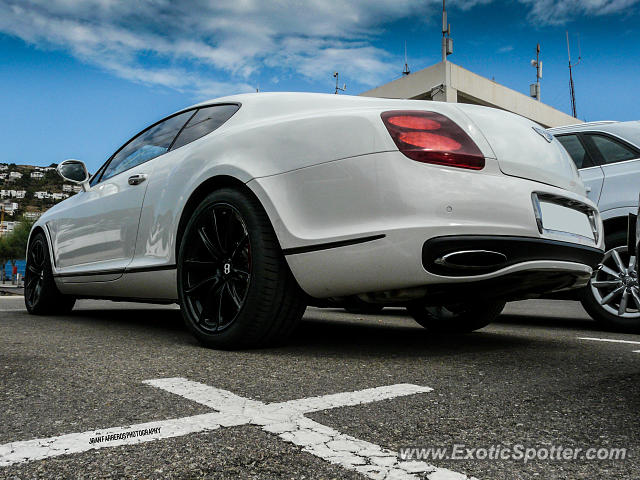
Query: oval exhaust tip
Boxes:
[{"xmin": 434, "ymin": 250, "xmax": 508, "ymax": 270}]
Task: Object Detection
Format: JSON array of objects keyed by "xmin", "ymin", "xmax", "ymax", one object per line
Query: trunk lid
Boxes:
[{"xmin": 455, "ymin": 104, "xmax": 585, "ymax": 195}]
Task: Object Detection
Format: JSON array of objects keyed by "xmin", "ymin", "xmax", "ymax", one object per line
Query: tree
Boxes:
[
  {"xmin": 6, "ymin": 216, "xmax": 35, "ymax": 265},
  {"xmin": 0, "ymin": 236, "xmax": 10, "ymax": 282}
]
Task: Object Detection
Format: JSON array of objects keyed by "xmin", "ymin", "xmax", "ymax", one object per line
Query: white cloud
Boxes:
[
  {"xmin": 0, "ymin": 0, "xmax": 636, "ymax": 97},
  {"xmin": 518, "ymin": 0, "xmax": 640, "ymax": 25}
]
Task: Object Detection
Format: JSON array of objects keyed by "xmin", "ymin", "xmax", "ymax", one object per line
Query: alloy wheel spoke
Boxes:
[
  {"xmin": 600, "ymin": 286, "xmax": 624, "ymax": 305},
  {"xmin": 211, "ymin": 208, "xmax": 227, "ymax": 255},
  {"xmin": 185, "ymin": 260, "xmax": 218, "ymax": 270},
  {"xmin": 198, "ymin": 227, "xmax": 223, "ymax": 260},
  {"xmin": 225, "ymin": 282, "xmax": 242, "ymax": 310},
  {"xmin": 32, "ymin": 281, "xmax": 42, "ymax": 304},
  {"xmin": 25, "ymin": 275, "xmax": 38, "ymax": 290},
  {"xmin": 629, "ymin": 256, "xmax": 637, "ymax": 273},
  {"xmin": 185, "ymin": 275, "xmax": 220, "ymax": 295},
  {"xmin": 199, "ymin": 281, "xmax": 223, "ymax": 328},
  {"xmin": 592, "ymin": 279, "xmax": 621, "ymax": 288},
  {"xmin": 230, "ymin": 234, "xmax": 249, "ymax": 260},
  {"xmin": 214, "ymin": 282, "xmax": 225, "ymax": 328},
  {"xmin": 599, "ymin": 265, "xmax": 620, "ymax": 278},
  {"xmin": 611, "ymin": 249, "xmax": 627, "ymax": 274},
  {"xmin": 618, "ymin": 289, "xmax": 630, "ymax": 316},
  {"xmin": 233, "ymin": 268, "xmax": 249, "ymax": 279}
]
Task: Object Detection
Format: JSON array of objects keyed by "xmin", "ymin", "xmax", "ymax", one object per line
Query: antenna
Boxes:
[
  {"xmin": 529, "ymin": 43, "xmax": 542, "ymax": 101},
  {"xmin": 402, "ymin": 41, "xmax": 410, "ymax": 76},
  {"xmin": 333, "ymin": 72, "xmax": 346, "ymax": 94},
  {"xmin": 566, "ymin": 31, "xmax": 581, "ymax": 118},
  {"xmin": 441, "ymin": 0, "xmax": 452, "ymax": 62}
]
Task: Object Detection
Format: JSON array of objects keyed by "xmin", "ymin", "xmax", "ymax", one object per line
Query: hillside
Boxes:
[{"xmin": 0, "ymin": 163, "xmax": 74, "ymax": 217}]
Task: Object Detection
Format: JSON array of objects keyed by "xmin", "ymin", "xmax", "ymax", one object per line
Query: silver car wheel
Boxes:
[{"xmin": 590, "ymin": 246, "xmax": 640, "ymax": 318}]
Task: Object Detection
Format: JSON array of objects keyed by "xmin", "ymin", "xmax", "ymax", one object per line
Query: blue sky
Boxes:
[{"xmin": 1, "ymin": 0, "xmax": 639, "ymax": 171}]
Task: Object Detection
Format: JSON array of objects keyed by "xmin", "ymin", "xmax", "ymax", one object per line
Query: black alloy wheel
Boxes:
[
  {"xmin": 178, "ymin": 188, "xmax": 306, "ymax": 349},
  {"xmin": 25, "ymin": 237, "xmax": 46, "ymax": 307},
  {"xmin": 181, "ymin": 203, "xmax": 251, "ymax": 333},
  {"xmin": 24, "ymin": 232, "xmax": 76, "ymax": 315}
]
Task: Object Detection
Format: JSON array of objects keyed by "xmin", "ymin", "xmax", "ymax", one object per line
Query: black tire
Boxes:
[
  {"xmin": 581, "ymin": 230, "xmax": 640, "ymax": 332},
  {"xmin": 406, "ymin": 299, "xmax": 505, "ymax": 333},
  {"xmin": 24, "ymin": 232, "xmax": 76, "ymax": 315},
  {"xmin": 177, "ymin": 188, "xmax": 306, "ymax": 349}
]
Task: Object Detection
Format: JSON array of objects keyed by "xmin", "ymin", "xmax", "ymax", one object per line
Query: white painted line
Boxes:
[
  {"xmin": 144, "ymin": 378, "xmax": 471, "ymax": 480},
  {"xmin": 578, "ymin": 337, "xmax": 640, "ymax": 345},
  {"xmin": 0, "ymin": 412, "xmax": 244, "ymax": 467},
  {"xmin": 0, "ymin": 378, "xmax": 476, "ymax": 480}
]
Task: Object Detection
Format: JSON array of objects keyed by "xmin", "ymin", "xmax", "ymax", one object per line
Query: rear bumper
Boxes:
[
  {"xmin": 418, "ymin": 268, "xmax": 593, "ymax": 304},
  {"xmin": 423, "ymin": 235, "xmax": 603, "ymax": 277}
]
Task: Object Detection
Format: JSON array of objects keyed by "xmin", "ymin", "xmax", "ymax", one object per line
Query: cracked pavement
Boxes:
[{"xmin": 1, "ymin": 297, "xmax": 639, "ymax": 479}]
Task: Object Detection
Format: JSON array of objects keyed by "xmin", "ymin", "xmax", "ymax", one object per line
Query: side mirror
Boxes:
[{"xmin": 57, "ymin": 159, "xmax": 90, "ymax": 192}]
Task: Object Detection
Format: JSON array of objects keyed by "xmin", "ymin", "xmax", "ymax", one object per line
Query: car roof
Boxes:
[
  {"xmin": 547, "ymin": 121, "xmax": 619, "ymax": 133},
  {"xmin": 549, "ymin": 120, "xmax": 640, "ymax": 150}
]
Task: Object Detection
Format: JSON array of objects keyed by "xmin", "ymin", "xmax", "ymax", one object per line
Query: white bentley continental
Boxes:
[{"xmin": 24, "ymin": 93, "xmax": 604, "ymax": 348}]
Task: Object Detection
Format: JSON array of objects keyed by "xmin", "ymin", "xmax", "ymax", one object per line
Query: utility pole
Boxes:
[
  {"xmin": 441, "ymin": 0, "xmax": 452, "ymax": 63},
  {"xmin": 566, "ymin": 31, "xmax": 581, "ymax": 118},
  {"xmin": 530, "ymin": 44, "xmax": 542, "ymax": 101},
  {"xmin": 402, "ymin": 41, "xmax": 410, "ymax": 76},
  {"xmin": 333, "ymin": 72, "xmax": 346, "ymax": 94}
]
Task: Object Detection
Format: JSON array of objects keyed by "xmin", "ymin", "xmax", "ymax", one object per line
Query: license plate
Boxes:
[{"xmin": 539, "ymin": 201, "xmax": 594, "ymax": 240}]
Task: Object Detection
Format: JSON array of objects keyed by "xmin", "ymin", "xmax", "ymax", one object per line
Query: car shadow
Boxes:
[
  {"xmin": 62, "ymin": 302, "xmax": 607, "ymax": 355},
  {"xmin": 494, "ymin": 312, "xmax": 599, "ymax": 332}
]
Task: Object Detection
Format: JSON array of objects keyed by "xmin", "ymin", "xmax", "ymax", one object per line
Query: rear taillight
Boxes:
[{"xmin": 381, "ymin": 110, "xmax": 485, "ymax": 170}]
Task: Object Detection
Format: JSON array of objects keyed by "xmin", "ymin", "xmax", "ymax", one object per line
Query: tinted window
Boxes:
[
  {"xmin": 588, "ymin": 134, "xmax": 638, "ymax": 164},
  {"xmin": 101, "ymin": 110, "xmax": 194, "ymax": 181},
  {"xmin": 556, "ymin": 134, "xmax": 594, "ymax": 169},
  {"xmin": 171, "ymin": 105, "xmax": 239, "ymax": 150}
]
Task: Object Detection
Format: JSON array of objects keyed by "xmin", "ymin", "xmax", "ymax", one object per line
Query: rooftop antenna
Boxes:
[
  {"xmin": 402, "ymin": 41, "xmax": 410, "ymax": 76},
  {"xmin": 566, "ymin": 31, "xmax": 581, "ymax": 118},
  {"xmin": 333, "ymin": 72, "xmax": 346, "ymax": 94},
  {"xmin": 529, "ymin": 43, "xmax": 542, "ymax": 101},
  {"xmin": 441, "ymin": 0, "xmax": 453, "ymax": 62}
]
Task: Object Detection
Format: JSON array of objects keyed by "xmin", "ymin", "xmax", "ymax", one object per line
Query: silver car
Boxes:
[{"xmin": 550, "ymin": 121, "xmax": 640, "ymax": 331}]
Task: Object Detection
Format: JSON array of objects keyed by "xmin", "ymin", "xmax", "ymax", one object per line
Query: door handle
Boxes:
[
  {"xmin": 586, "ymin": 186, "xmax": 592, "ymax": 193},
  {"xmin": 128, "ymin": 174, "xmax": 148, "ymax": 186}
]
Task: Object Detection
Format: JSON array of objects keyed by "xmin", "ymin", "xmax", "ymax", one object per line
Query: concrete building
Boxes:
[
  {"xmin": 0, "ymin": 190, "xmax": 26, "ymax": 199},
  {"xmin": 30, "ymin": 171, "xmax": 44, "ymax": 179},
  {"xmin": 0, "ymin": 221, "xmax": 18, "ymax": 236},
  {"xmin": 8, "ymin": 171, "xmax": 22, "ymax": 179},
  {"xmin": 0, "ymin": 201, "xmax": 19, "ymax": 215},
  {"xmin": 34, "ymin": 191, "xmax": 50, "ymax": 200},
  {"xmin": 361, "ymin": 60, "xmax": 579, "ymax": 128}
]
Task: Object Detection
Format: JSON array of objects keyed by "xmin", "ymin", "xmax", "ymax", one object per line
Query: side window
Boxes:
[
  {"xmin": 171, "ymin": 105, "xmax": 239, "ymax": 150},
  {"xmin": 556, "ymin": 134, "xmax": 595, "ymax": 169},
  {"xmin": 587, "ymin": 134, "xmax": 638, "ymax": 165},
  {"xmin": 100, "ymin": 110, "xmax": 195, "ymax": 182}
]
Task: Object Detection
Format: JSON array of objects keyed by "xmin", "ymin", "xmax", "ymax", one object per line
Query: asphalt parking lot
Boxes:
[{"xmin": 1, "ymin": 296, "xmax": 639, "ymax": 480}]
